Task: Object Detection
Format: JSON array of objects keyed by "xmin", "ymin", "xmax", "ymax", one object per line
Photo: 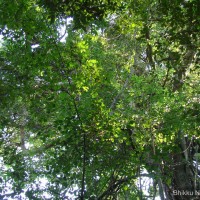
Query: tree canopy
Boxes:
[{"xmin": 0, "ymin": 0, "xmax": 200, "ymax": 199}]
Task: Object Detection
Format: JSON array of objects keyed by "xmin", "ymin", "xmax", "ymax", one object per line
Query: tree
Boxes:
[{"xmin": 0, "ymin": 0, "xmax": 200, "ymax": 199}]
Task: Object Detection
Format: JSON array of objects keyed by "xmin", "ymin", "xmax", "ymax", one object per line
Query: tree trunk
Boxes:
[{"xmin": 166, "ymin": 133, "xmax": 199, "ymax": 200}]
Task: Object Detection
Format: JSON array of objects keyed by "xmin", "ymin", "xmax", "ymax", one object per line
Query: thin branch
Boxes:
[
  {"xmin": 97, "ymin": 174, "xmax": 153, "ymax": 199},
  {"xmin": 145, "ymin": 24, "xmax": 155, "ymax": 71},
  {"xmin": 162, "ymin": 66, "xmax": 170, "ymax": 88},
  {"xmin": 46, "ymin": 22, "xmax": 87, "ymax": 200}
]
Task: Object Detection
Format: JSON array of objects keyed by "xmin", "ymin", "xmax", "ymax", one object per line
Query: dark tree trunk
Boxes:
[
  {"xmin": 165, "ymin": 133, "xmax": 200, "ymax": 200},
  {"xmin": 171, "ymin": 154, "xmax": 195, "ymax": 200}
]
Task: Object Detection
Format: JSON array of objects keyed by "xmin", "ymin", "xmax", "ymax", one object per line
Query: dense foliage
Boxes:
[{"xmin": 0, "ymin": 0, "xmax": 199, "ymax": 199}]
